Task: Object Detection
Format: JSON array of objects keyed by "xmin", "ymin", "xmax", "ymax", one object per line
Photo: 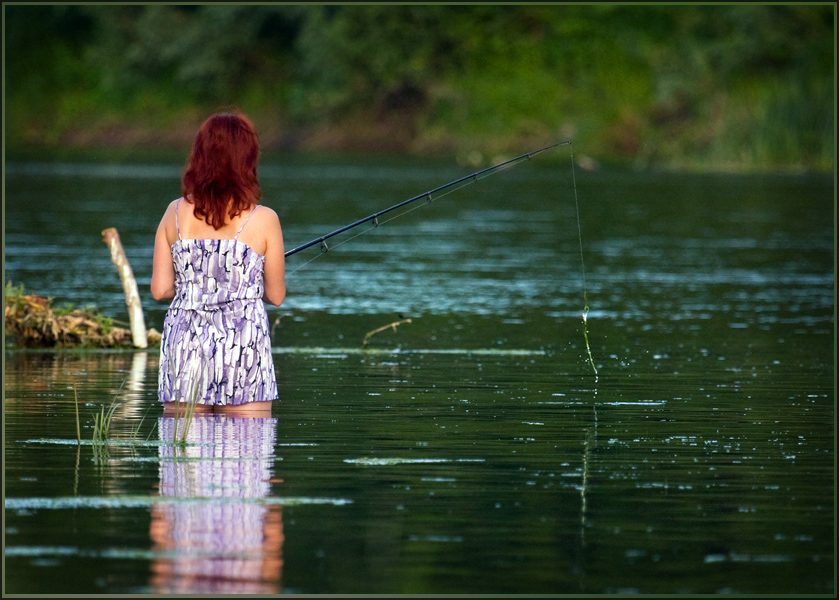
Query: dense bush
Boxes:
[{"xmin": 4, "ymin": 4, "xmax": 833, "ymax": 171}]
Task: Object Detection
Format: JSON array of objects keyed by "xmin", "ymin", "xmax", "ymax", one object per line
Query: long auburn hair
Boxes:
[{"xmin": 182, "ymin": 111, "xmax": 262, "ymax": 230}]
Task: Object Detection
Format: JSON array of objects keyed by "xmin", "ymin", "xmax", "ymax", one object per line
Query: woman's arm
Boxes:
[
  {"xmin": 151, "ymin": 202, "xmax": 177, "ymax": 301},
  {"xmin": 261, "ymin": 208, "xmax": 286, "ymax": 307}
]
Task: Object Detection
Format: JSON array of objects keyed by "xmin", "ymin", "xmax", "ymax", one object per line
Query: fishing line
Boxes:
[
  {"xmin": 280, "ymin": 141, "xmax": 597, "ymax": 377},
  {"xmin": 570, "ymin": 143, "xmax": 598, "ymax": 379}
]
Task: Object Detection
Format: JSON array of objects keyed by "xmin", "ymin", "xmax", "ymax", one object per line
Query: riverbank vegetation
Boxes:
[
  {"xmin": 4, "ymin": 4, "xmax": 834, "ymax": 172},
  {"xmin": 4, "ymin": 281, "xmax": 161, "ymax": 349}
]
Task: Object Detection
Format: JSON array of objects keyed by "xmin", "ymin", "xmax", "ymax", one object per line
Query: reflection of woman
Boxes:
[
  {"xmin": 150, "ymin": 415, "xmax": 283, "ymax": 594},
  {"xmin": 151, "ymin": 111, "xmax": 285, "ymax": 416}
]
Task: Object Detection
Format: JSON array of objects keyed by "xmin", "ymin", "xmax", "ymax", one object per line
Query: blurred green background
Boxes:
[{"xmin": 4, "ymin": 4, "xmax": 834, "ymax": 172}]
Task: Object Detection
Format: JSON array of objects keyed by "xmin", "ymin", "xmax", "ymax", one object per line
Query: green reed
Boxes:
[
  {"xmin": 90, "ymin": 379, "xmax": 129, "ymax": 444},
  {"xmin": 128, "ymin": 405, "xmax": 156, "ymax": 443},
  {"xmin": 171, "ymin": 361, "xmax": 203, "ymax": 446},
  {"xmin": 73, "ymin": 385, "xmax": 81, "ymax": 444},
  {"xmin": 91, "ymin": 398, "xmax": 119, "ymax": 444},
  {"xmin": 73, "ymin": 379, "xmax": 156, "ymax": 446}
]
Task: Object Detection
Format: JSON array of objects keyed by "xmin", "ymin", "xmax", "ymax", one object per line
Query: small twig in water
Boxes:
[{"xmin": 361, "ymin": 318, "xmax": 412, "ymax": 349}]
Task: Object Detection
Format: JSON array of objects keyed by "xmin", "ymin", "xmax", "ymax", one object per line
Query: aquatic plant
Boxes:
[
  {"xmin": 91, "ymin": 438, "xmax": 111, "ymax": 468},
  {"xmin": 73, "ymin": 386, "xmax": 82, "ymax": 444},
  {"xmin": 70, "ymin": 378, "xmax": 161, "ymax": 449},
  {"xmin": 91, "ymin": 397, "xmax": 120, "ymax": 444},
  {"xmin": 171, "ymin": 361, "xmax": 204, "ymax": 446},
  {"xmin": 129, "ymin": 406, "xmax": 157, "ymax": 443},
  {"xmin": 85, "ymin": 380, "xmax": 154, "ymax": 448}
]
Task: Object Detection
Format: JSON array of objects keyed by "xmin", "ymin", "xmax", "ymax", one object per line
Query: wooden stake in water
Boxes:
[
  {"xmin": 102, "ymin": 227, "xmax": 148, "ymax": 348},
  {"xmin": 570, "ymin": 144, "xmax": 598, "ymax": 380}
]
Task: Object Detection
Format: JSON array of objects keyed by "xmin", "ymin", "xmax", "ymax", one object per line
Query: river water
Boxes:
[{"xmin": 3, "ymin": 152, "xmax": 834, "ymax": 594}]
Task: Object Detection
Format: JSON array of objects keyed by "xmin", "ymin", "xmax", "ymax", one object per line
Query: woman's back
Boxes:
[
  {"xmin": 154, "ymin": 197, "xmax": 286, "ymax": 307},
  {"xmin": 169, "ymin": 200, "xmax": 266, "ymax": 311},
  {"xmin": 174, "ymin": 198, "xmax": 268, "ymax": 255},
  {"xmin": 152, "ymin": 110, "xmax": 284, "ymax": 414}
]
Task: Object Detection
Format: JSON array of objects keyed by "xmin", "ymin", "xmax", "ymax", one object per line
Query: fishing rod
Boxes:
[{"xmin": 284, "ymin": 140, "xmax": 571, "ymax": 258}]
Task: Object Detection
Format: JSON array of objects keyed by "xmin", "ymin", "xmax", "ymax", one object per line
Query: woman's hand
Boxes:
[{"xmin": 261, "ymin": 208, "xmax": 286, "ymax": 307}]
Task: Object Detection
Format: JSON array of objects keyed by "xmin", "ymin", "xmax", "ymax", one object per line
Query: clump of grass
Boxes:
[
  {"xmin": 71, "ymin": 359, "xmax": 202, "ymax": 449},
  {"xmin": 91, "ymin": 439, "xmax": 111, "ymax": 467},
  {"xmin": 92, "ymin": 396, "xmax": 121, "ymax": 444},
  {"xmin": 171, "ymin": 361, "xmax": 203, "ymax": 446},
  {"xmin": 81, "ymin": 380, "xmax": 138, "ymax": 446},
  {"xmin": 72, "ymin": 381, "xmax": 157, "ymax": 458}
]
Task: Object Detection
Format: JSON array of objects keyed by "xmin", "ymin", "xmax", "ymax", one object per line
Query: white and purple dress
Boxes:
[{"xmin": 158, "ymin": 199, "xmax": 277, "ymax": 407}]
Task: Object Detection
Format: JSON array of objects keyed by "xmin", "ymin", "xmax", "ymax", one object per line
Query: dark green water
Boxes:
[{"xmin": 3, "ymin": 154, "xmax": 834, "ymax": 594}]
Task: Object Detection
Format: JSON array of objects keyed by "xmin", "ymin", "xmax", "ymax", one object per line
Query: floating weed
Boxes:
[
  {"xmin": 361, "ymin": 318, "xmax": 412, "ymax": 349},
  {"xmin": 26, "ymin": 438, "xmax": 164, "ymax": 448},
  {"xmin": 273, "ymin": 346, "xmax": 546, "ymax": 356},
  {"xmin": 5, "ymin": 496, "xmax": 354, "ymax": 510},
  {"xmin": 345, "ymin": 457, "xmax": 486, "ymax": 466}
]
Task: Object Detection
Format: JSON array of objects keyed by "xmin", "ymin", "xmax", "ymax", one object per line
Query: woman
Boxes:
[{"xmin": 151, "ymin": 111, "xmax": 285, "ymax": 416}]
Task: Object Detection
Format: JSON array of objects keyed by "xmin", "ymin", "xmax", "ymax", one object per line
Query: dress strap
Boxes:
[
  {"xmin": 234, "ymin": 205, "xmax": 261, "ymax": 240},
  {"xmin": 175, "ymin": 198, "xmax": 183, "ymax": 240}
]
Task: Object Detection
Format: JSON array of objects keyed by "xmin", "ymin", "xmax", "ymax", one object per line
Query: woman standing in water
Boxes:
[{"xmin": 151, "ymin": 111, "xmax": 286, "ymax": 416}]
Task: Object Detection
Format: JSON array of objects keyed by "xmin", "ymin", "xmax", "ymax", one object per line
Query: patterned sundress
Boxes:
[{"xmin": 158, "ymin": 199, "xmax": 278, "ymax": 406}]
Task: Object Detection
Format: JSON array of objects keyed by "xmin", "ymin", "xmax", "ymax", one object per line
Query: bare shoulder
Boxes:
[
  {"xmin": 161, "ymin": 198, "xmax": 181, "ymax": 221},
  {"xmin": 156, "ymin": 198, "xmax": 182, "ymax": 246},
  {"xmin": 255, "ymin": 205, "xmax": 282, "ymax": 228}
]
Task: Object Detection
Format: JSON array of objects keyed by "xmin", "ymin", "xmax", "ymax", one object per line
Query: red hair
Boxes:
[{"xmin": 182, "ymin": 112, "xmax": 262, "ymax": 230}]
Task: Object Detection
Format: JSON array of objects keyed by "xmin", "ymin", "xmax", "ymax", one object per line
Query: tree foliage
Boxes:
[{"xmin": 3, "ymin": 4, "xmax": 833, "ymax": 170}]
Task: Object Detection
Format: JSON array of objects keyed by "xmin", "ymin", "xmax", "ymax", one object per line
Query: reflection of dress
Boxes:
[
  {"xmin": 152, "ymin": 415, "xmax": 283, "ymax": 594},
  {"xmin": 158, "ymin": 199, "xmax": 277, "ymax": 406}
]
